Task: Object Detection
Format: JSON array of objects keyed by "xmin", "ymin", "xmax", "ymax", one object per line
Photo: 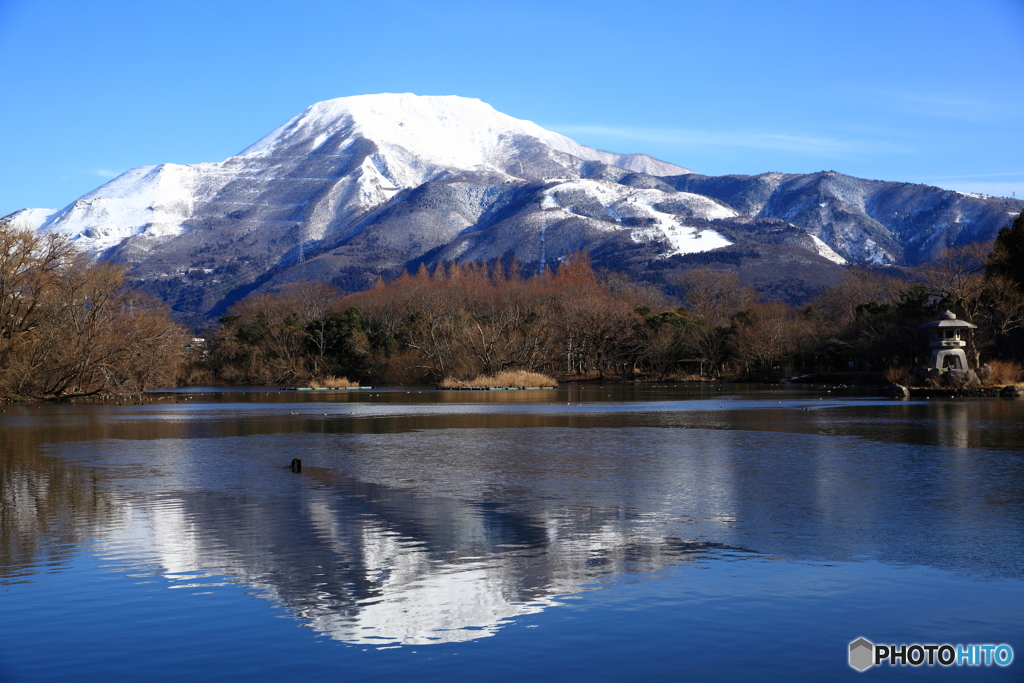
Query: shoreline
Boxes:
[{"xmin": 5, "ymin": 377, "xmax": 1023, "ymax": 403}]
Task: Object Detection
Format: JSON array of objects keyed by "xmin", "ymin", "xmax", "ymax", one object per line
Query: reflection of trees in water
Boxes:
[
  {"xmin": 0, "ymin": 447, "xmax": 119, "ymax": 583},
  {"xmin": 0, "ymin": 408, "xmax": 220, "ymax": 584}
]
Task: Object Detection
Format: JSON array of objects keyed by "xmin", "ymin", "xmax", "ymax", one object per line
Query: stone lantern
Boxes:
[{"xmin": 918, "ymin": 310, "xmax": 976, "ymax": 371}]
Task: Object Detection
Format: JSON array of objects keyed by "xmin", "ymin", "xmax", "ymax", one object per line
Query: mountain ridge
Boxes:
[{"xmin": 4, "ymin": 93, "xmax": 1021, "ymax": 324}]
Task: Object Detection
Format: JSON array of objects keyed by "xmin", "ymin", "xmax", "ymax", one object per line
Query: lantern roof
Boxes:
[{"xmin": 918, "ymin": 310, "xmax": 977, "ymax": 329}]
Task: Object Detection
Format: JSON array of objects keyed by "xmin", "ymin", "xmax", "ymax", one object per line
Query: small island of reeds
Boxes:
[
  {"xmin": 439, "ymin": 370, "xmax": 557, "ymax": 390},
  {"xmin": 286, "ymin": 376, "xmax": 369, "ymax": 390},
  {"xmin": 309, "ymin": 376, "xmax": 361, "ymax": 388}
]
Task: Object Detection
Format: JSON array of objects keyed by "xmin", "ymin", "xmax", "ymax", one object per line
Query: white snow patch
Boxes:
[
  {"xmin": 542, "ymin": 179, "xmax": 735, "ymax": 255},
  {"xmin": 2, "ymin": 208, "xmax": 60, "ymax": 231},
  {"xmin": 41, "ymin": 164, "xmax": 199, "ymax": 251},
  {"xmin": 810, "ymin": 235, "xmax": 848, "ymax": 265},
  {"xmin": 860, "ymin": 238, "xmax": 894, "ymax": 265}
]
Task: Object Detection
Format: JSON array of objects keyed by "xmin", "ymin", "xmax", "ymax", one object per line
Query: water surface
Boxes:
[{"xmin": 1, "ymin": 385, "xmax": 1022, "ymax": 681}]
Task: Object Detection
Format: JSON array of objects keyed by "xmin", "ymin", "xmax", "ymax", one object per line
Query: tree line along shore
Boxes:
[{"xmin": 3, "ymin": 210, "xmax": 1023, "ymax": 400}]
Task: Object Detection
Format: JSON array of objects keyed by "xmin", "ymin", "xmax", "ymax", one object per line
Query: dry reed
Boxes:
[
  {"xmin": 883, "ymin": 366, "xmax": 913, "ymax": 386},
  {"xmin": 308, "ymin": 376, "xmax": 359, "ymax": 388},
  {"xmin": 439, "ymin": 370, "xmax": 558, "ymax": 389},
  {"xmin": 985, "ymin": 360, "xmax": 1023, "ymax": 385}
]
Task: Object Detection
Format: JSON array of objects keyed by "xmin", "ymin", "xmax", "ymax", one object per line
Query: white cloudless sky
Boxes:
[{"xmin": 1, "ymin": 0, "xmax": 1022, "ymax": 216}]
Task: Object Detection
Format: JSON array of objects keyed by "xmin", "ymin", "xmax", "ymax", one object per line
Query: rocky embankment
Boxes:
[{"xmin": 887, "ymin": 384, "xmax": 1022, "ymax": 398}]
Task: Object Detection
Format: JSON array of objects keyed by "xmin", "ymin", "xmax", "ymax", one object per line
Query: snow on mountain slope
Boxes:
[
  {"xmin": 39, "ymin": 164, "xmax": 208, "ymax": 251},
  {"xmin": 669, "ymin": 171, "xmax": 1024, "ymax": 266},
  {"xmin": 11, "ymin": 92, "xmax": 1017, "ymax": 322},
  {"xmin": 16, "ymin": 94, "xmax": 691, "ymax": 258},
  {"xmin": 240, "ymin": 94, "xmax": 691, "ymax": 178},
  {"xmin": 540, "ymin": 179, "xmax": 735, "ymax": 255},
  {"xmin": 4, "ymin": 207, "xmax": 59, "ymax": 232},
  {"xmin": 809, "ymin": 235, "xmax": 848, "ymax": 265}
]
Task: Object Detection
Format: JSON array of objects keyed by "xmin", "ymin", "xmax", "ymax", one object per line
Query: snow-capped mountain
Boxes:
[
  {"xmin": 4, "ymin": 93, "xmax": 1021, "ymax": 322},
  {"xmin": 22, "ymin": 94, "xmax": 692, "ymax": 256},
  {"xmin": 669, "ymin": 171, "xmax": 1023, "ymax": 265},
  {"xmin": 241, "ymin": 94, "xmax": 689, "ymax": 178}
]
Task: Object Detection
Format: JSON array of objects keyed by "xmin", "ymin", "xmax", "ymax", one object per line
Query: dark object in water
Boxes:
[{"xmin": 290, "ymin": 458, "xmax": 302, "ymax": 473}]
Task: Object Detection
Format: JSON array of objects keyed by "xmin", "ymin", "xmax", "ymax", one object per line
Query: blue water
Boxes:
[{"xmin": 1, "ymin": 386, "xmax": 1022, "ymax": 681}]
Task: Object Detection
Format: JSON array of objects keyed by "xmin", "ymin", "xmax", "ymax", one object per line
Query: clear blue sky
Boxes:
[{"xmin": 2, "ymin": 0, "xmax": 1022, "ymax": 217}]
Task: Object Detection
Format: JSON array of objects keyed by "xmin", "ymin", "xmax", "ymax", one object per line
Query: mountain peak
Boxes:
[
  {"xmin": 15, "ymin": 94, "xmax": 1019, "ymax": 325},
  {"xmin": 239, "ymin": 93, "xmax": 691, "ymax": 177}
]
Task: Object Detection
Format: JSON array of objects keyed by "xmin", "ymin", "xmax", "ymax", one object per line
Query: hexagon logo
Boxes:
[{"xmin": 849, "ymin": 637, "xmax": 874, "ymax": 671}]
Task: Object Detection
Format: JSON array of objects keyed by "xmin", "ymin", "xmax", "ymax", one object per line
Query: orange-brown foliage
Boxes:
[{"xmin": 341, "ymin": 253, "xmax": 644, "ymax": 382}]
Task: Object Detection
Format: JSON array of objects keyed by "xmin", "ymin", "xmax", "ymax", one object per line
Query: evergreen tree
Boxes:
[{"xmin": 987, "ymin": 209, "xmax": 1024, "ymax": 292}]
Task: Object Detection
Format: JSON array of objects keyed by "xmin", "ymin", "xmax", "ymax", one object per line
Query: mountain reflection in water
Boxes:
[
  {"xmin": 92, "ymin": 465, "xmax": 747, "ymax": 645},
  {"xmin": 2, "ymin": 388, "xmax": 1022, "ymax": 650}
]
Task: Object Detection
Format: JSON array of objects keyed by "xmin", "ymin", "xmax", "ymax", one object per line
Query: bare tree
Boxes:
[
  {"xmin": 918, "ymin": 243, "xmax": 989, "ymax": 365},
  {"xmin": 677, "ymin": 269, "xmax": 758, "ymax": 327},
  {"xmin": 0, "ymin": 221, "xmax": 187, "ymax": 397}
]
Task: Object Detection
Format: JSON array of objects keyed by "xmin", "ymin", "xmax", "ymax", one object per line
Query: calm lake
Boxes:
[{"xmin": 1, "ymin": 385, "xmax": 1022, "ymax": 682}]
